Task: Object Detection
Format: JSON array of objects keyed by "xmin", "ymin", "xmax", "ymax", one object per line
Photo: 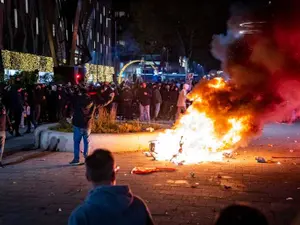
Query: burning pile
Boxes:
[
  {"xmin": 151, "ymin": 78, "xmax": 257, "ymax": 164},
  {"xmin": 149, "ymin": 1, "xmax": 300, "ymax": 164}
]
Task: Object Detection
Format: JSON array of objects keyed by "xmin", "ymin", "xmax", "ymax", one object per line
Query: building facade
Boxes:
[{"xmin": 0, "ymin": 0, "xmax": 114, "ymax": 82}]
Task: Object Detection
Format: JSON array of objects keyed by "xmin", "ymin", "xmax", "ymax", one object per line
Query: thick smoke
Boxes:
[{"xmin": 206, "ymin": 1, "xmax": 300, "ymax": 133}]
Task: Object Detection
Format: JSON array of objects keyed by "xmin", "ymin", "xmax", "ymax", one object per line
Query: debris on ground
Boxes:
[
  {"xmin": 131, "ymin": 167, "xmax": 176, "ymax": 175},
  {"xmin": 286, "ymin": 197, "xmax": 293, "ymax": 201},
  {"xmin": 256, "ymin": 157, "xmax": 266, "ymax": 163},
  {"xmin": 146, "ymin": 127, "xmax": 154, "ymax": 132},
  {"xmin": 223, "ymin": 152, "xmax": 235, "ymax": 159},
  {"xmin": 224, "ymin": 185, "xmax": 232, "ymax": 190}
]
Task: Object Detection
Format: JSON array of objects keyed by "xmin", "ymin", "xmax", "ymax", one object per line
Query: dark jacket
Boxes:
[
  {"xmin": 0, "ymin": 103, "xmax": 7, "ymax": 132},
  {"xmin": 152, "ymin": 88, "xmax": 162, "ymax": 104},
  {"xmin": 72, "ymin": 94, "xmax": 95, "ymax": 129},
  {"xmin": 121, "ymin": 88, "xmax": 133, "ymax": 102},
  {"xmin": 68, "ymin": 185, "xmax": 154, "ymax": 225},
  {"xmin": 137, "ymin": 88, "xmax": 152, "ymax": 106}
]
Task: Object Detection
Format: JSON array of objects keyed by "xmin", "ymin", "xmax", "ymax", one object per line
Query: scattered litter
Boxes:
[
  {"xmin": 290, "ymin": 150, "xmax": 294, "ymax": 153},
  {"xmin": 131, "ymin": 167, "xmax": 176, "ymax": 175},
  {"xmin": 58, "ymin": 208, "xmax": 62, "ymax": 212},
  {"xmin": 77, "ymin": 189, "xmax": 82, "ymax": 192},
  {"xmin": 144, "ymin": 152, "xmax": 152, "ymax": 157},
  {"xmin": 12, "ymin": 181, "xmax": 17, "ymax": 184},
  {"xmin": 165, "ymin": 211, "xmax": 168, "ymax": 215},
  {"xmin": 277, "ymin": 162, "xmax": 281, "ymax": 165},
  {"xmin": 268, "ymin": 144, "xmax": 273, "ymax": 147},
  {"xmin": 256, "ymin": 157, "xmax": 266, "ymax": 163},
  {"xmin": 191, "ymin": 183, "xmax": 199, "ymax": 188},
  {"xmin": 224, "ymin": 185, "xmax": 232, "ymax": 190},
  {"xmin": 115, "ymin": 166, "xmax": 120, "ymax": 172},
  {"xmin": 146, "ymin": 127, "xmax": 154, "ymax": 132},
  {"xmin": 124, "ymin": 173, "xmax": 127, "ymax": 176},
  {"xmin": 286, "ymin": 197, "xmax": 293, "ymax": 201}
]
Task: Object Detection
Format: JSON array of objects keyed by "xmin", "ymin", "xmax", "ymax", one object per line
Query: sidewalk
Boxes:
[{"xmin": 4, "ymin": 127, "xmax": 35, "ymax": 153}]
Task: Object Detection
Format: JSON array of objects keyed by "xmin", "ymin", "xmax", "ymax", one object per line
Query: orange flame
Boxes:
[{"xmin": 154, "ymin": 77, "xmax": 253, "ymax": 164}]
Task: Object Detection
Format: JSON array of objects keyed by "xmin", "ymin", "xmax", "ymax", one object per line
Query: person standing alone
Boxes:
[{"xmin": 70, "ymin": 87, "xmax": 95, "ymax": 165}]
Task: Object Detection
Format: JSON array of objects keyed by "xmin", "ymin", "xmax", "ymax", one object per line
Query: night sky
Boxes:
[{"xmin": 113, "ymin": 0, "xmax": 281, "ymax": 70}]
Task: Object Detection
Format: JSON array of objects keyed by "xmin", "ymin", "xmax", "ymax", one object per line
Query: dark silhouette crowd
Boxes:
[{"xmin": 0, "ymin": 79, "xmax": 195, "ymax": 138}]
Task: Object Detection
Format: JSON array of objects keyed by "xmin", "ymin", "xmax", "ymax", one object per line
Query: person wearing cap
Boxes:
[{"xmin": 69, "ymin": 87, "xmax": 96, "ymax": 165}]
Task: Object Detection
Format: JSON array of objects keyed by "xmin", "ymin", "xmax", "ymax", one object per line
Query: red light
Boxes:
[{"xmin": 76, "ymin": 74, "xmax": 80, "ymax": 78}]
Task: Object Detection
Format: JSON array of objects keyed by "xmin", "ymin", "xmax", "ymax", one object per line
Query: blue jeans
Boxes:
[
  {"xmin": 0, "ymin": 131, "xmax": 5, "ymax": 162},
  {"xmin": 73, "ymin": 126, "xmax": 91, "ymax": 162},
  {"xmin": 139, "ymin": 104, "xmax": 150, "ymax": 122}
]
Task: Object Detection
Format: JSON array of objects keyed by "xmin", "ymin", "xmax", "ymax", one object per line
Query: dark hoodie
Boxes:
[
  {"xmin": 72, "ymin": 93, "xmax": 95, "ymax": 129},
  {"xmin": 68, "ymin": 185, "xmax": 154, "ymax": 225}
]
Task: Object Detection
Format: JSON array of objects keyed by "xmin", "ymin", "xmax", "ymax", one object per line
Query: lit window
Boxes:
[
  {"xmin": 97, "ymin": 32, "xmax": 99, "ymax": 42},
  {"xmin": 25, "ymin": 0, "xmax": 29, "ymax": 13},
  {"xmin": 14, "ymin": 9, "xmax": 18, "ymax": 28},
  {"xmin": 100, "ymin": 44, "xmax": 103, "ymax": 53},
  {"xmin": 100, "ymin": 14, "xmax": 102, "ymax": 24},
  {"xmin": 94, "ymin": 41, "xmax": 96, "ymax": 49},
  {"xmin": 36, "ymin": 17, "xmax": 39, "ymax": 34},
  {"xmin": 103, "ymin": 36, "xmax": 105, "ymax": 45},
  {"xmin": 106, "ymin": 18, "xmax": 108, "ymax": 28},
  {"xmin": 108, "ymin": 38, "xmax": 111, "ymax": 47},
  {"xmin": 97, "ymin": 2, "xmax": 99, "ymax": 10},
  {"xmin": 106, "ymin": 46, "xmax": 108, "ymax": 54},
  {"xmin": 90, "ymin": 30, "xmax": 92, "ymax": 39},
  {"xmin": 77, "ymin": 34, "xmax": 79, "ymax": 45},
  {"xmin": 52, "ymin": 24, "xmax": 55, "ymax": 36},
  {"xmin": 60, "ymin": 21, "xmax": 62, "ymax": 28},
  {"xmin": 72, "ymin": 24, "xmax": 73, "ymax": 32},
  {"xmin": 103, "ymin": 6, "xmax": 105, "ymax": 16},
  {"xmin": 0, "ymin": 0, "xmax": 4, "ymax": 3},
  {"xmin": 66, "ymin": 30, "xmax": 68, "ymax": 40}
]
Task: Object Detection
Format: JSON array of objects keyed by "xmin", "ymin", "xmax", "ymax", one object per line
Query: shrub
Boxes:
[{"xmin": 50, "ymin": 109, "xmax": 161, "ymax": 133}]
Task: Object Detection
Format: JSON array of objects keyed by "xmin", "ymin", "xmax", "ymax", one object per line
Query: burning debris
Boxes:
[{"xmin": 144, "ymin": 1, "xmax": 300, "ymax": 165}]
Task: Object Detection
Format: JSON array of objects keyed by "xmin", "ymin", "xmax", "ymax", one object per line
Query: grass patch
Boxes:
[{"xmin": 50, "ymin": 109, "xmax": 161, "ymax": 133}]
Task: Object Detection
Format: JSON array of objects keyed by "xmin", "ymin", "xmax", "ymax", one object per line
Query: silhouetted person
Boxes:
[
  {"xmin": 68, "ymin": 149, "xmax": 154, "ymax": 225},
  {"xmin": 215, "ymin": 205, "xmax": 268, "ymax": 225}
]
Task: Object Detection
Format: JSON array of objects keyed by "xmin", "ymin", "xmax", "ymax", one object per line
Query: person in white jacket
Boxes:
[{"xmin": 176, "ymin": 84, "xmax": 189, "ymax": 119}]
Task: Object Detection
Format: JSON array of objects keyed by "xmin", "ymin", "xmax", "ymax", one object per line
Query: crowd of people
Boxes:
[
  {"xmin": 0, "ymin": 77, "xmax": 192, "ymax": 166},
  {"xmin": 0, "ymin": 79, "xmax": 192, "ymax": 135}
]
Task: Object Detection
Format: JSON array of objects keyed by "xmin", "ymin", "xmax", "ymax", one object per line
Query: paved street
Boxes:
[{"xmin": 1, "ymin": 123, "xmax": 300, "ymax": 225}]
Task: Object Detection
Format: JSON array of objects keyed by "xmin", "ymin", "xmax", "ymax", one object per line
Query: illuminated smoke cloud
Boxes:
[{"xmin": 209, "ymin": 0, "xmax": 300, "ymax": 128}]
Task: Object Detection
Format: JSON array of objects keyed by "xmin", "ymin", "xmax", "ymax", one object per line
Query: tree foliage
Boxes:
[{"xmin": 131, "ymin": 0, "xmax": 233, "ymax": 69}]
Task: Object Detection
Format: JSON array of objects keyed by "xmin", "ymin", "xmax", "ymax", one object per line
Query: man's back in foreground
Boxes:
[{"xmin": 68, "ymin": 149, "xmax": 154, "ymax": 225}]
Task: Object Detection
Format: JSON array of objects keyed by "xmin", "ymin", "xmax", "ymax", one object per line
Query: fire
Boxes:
[{"xmin": 153, "ymin": 77, "xmax": 254, "ymax": 164}]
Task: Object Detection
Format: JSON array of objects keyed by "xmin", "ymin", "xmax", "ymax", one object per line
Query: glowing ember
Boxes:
[{"xmin": 153, "ymin": 77, "xmax": 254, "ymax": 164}]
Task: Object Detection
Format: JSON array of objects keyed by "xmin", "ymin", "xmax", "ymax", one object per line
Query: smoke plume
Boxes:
[{"xmin": 205, "ymin": 0, "xmax": 300, "ymax": 135}]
